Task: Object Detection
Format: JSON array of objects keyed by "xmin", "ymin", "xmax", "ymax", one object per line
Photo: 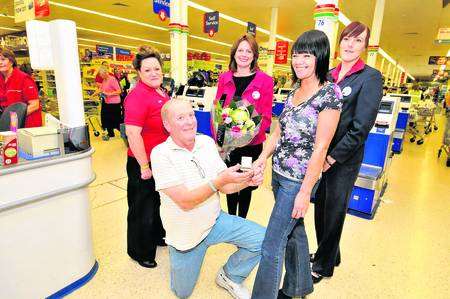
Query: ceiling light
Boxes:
[
  {"xmin": 0, "ymin": 26, "xmax": 22, "ymax": 31},
  {"xmin": 76, "ymin": 26, "xmax": 171, "ymax": 47},
  {"xmin": 49, "ymin": 1, "xmax": 168, "ymax": 31},
  {"xmin": 78, "ymin": 38, "xmax": 138, "ymax": 49}
]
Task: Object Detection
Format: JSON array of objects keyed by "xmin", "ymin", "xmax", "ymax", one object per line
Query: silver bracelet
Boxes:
[{"xmin": 207, "ymin": 180, "xmax": 218, "ymax": 192}]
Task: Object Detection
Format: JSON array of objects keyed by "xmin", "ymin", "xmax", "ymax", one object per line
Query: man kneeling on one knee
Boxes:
[{"xmin": 151, "ymin": 99, "xmax": 266, "ymax": 299}]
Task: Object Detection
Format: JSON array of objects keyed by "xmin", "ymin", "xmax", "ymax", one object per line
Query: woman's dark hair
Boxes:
[
  {"xmin": 291, "ymin": 30, "xmax": 330, "ymax": 84},
  {"xmin": 229, "ymin": 34, "xmax": 259, "ymax": 73},
  {"xmin": 132, "ymin": 45, "xmax": 163, "ymax": 71},
  {"xmin": 0, "ymin": 47, "xmax": 17, "ymax": 67},
  {"xmin": 339, "ymin": 21, "xmax": 371, "ymax": 48}
]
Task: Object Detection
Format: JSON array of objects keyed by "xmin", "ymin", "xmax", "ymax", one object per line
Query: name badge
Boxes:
[
  {"xmin": 252, "ymin": 91, "xmax": 260, "ymax": 100},
  {"xmin": 342, "ymin": 86, "xmax": 352, "ymax": 97}
]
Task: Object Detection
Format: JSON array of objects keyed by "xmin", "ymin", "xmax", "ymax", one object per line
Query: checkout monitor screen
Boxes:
[
  {"xmin": 280, "ymin": 89, "xmax": 292, "ymax": 95},
  {"xmin": 378, "ymin": 101, "xmax": 394, "ymax": 114}
]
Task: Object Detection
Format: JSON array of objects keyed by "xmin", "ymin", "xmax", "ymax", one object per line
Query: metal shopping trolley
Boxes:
[
  {"xmin": 407, "ymin": 102, "xmax": 438, "ymax": 145},
  {"xmin": 84, "ymin": 97, "xmax": 104, "ymax": 138},
  {"xmin": 437, "ymin": 112, "xmax": 450, "ymax": 167}
]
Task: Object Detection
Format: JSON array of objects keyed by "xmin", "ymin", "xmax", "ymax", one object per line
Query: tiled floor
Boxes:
[{"xmin": 69, "ymin": 114, "xmax": 450, "ymax": 299}]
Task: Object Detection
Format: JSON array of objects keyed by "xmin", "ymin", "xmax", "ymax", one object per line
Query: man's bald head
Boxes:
[{"xmin": 161, "ymin": 99, "xmax": 192, "ymax": 122}]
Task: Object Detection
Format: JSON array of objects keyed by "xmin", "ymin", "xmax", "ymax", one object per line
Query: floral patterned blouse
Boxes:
[{"xmin": 273, "ymin": 82, "xmax": 343, "ymax": 182}]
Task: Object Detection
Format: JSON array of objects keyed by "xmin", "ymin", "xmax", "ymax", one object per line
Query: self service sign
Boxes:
[
  {"xmin": 153, "ymin": 0, "xmax": 170, "ymax": 21},
  {"xmin": 203, "ymin": 11, "xmax": 219, "ymax": 37}
]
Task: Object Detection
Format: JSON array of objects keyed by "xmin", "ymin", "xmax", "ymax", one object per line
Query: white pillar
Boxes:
[
  {"xmin": 266, "ymin": 7, "xmax": 278, "ymax": 76},
  {"xmin": 367, "ymin": 0, "xmax": 385, "ymax": 67},
  {"xmin": 49, "ymin": 20, "xmax": 85, "ymax": 128},
  {"xmin": 169, "ymin": 0, "xmax": 188, "ymax": 85},
  {"xmin": 389, "ymin": 65, "xmax": 396, "ymax": 87},
  {"xmin": 314, "ymin": 0, "xmax": 339, "ymax": 67},
  {"xmin": 180, "ymin": 0, "xmax": 188, "ymax": 85}
]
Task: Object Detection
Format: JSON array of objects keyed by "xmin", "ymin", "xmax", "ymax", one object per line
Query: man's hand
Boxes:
[
  {"xmin": 248, "ymin": 169, "xmax": 264, "ymax": 186},
  {"xmin": 291, "ymin": 191, "xmax": 310, "ymax": 219},
  {"xmin": 217, "ymin": 164, "xmax": 253, "ymax": 187}
]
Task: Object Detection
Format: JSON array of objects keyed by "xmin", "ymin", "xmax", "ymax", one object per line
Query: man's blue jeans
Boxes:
[
  {"xmin": 169, "ymin": 211, "xmax": 266, "ymax": 298},
  {"xmin": 252, "ymin": 171, "xmax": 313, "ymax": 299}
]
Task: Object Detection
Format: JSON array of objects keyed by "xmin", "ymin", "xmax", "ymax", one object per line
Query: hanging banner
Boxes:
[
  {"xmin": 116, "ymin": 48, "xmax": 133, "ymax": 61},
  {"xmin": 14, "ymin": 0, "xmax": 50, "ymax": 23},
  {"xmin": 247, "ymin": 22, "xmax": 256, "ymax": 36},
  {"xmin": 153, "ymin": 0, "xmax": 170, "ymax": 21},
  {"xmin": 34, "ymin": 0, "xmax": 50, "ymax": 18},
  {"xmin": 96, "ymin": 45, "xmax": 114, "ymax": 59},
  {"xmin": 203, "ymin": 11, "xmax": 219, "ymax": 37},
  {"xmin": 274, "ymin": 41, "xmax": 289, "ymax": 64}
]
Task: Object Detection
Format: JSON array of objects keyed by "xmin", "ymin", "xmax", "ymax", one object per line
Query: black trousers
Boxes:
[
  {"xmin": 126, "ymin": 156, "xmax": 165, "ymax": 262},
  {"xmin": 225, "ymin": 143, "xmax": 263, "ymax": 218},
  {"xmin": 312, "ymin": 161, "xmax": 361, "ymax": 277}
]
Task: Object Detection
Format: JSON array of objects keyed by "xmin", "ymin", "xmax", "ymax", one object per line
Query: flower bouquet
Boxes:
[{"xmin": 212, "ymin": 95, "xmax": 262, "ymax": 160}]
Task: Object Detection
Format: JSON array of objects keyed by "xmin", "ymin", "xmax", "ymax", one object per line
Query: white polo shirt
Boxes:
[{"xmin": 151, "ymin": 135, "xmax": 227, "ymax": 251}]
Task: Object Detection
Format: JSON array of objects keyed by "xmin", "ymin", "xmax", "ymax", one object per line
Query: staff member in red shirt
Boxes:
[
  {"xmin": 0, "ymin": 47, "xmax": 42, "ymax": 128},
  {"xmin": 124, "ymin": 45, "xmax": 169, "ymax": 268}
]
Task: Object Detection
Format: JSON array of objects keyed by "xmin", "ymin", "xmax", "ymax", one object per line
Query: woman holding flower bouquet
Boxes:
[
  {"xmin": 251, "ymin": 30, "xmax": 342, "ymax": 299},
  {"xmin": 214, "ymin": 34, "xmax": 274, "ymax": 219}
]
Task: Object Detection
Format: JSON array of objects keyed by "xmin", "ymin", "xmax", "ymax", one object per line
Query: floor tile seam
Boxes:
[{"xmin": 92, "ymin": 195, "xmax": 127, "ymax": 210}]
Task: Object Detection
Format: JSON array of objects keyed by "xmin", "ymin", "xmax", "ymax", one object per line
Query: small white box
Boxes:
[{"xmin": 18, "ymin": 127, "xmax": 60, "ymax": 158}]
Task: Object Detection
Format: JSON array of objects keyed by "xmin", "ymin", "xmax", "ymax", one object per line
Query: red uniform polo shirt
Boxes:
[
  {"xmin": 124, "ymin": 80, "xmax": 169, "ymax": 158},
  {"xmin": 331, "ymin": 58, "xmax": 365, "ymax": 84},
  {"xmin": 0, "ymin": 68, "xmax": 42, "ymax": 127}
]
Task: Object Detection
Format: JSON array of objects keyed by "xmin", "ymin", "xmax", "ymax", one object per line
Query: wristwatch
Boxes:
[{"xmin": 207, "ymin": 180, "xmax": 218, "ymax": 192}]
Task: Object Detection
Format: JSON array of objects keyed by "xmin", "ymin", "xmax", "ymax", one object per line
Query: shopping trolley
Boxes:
[
  {"xmin": 437, "ymin": 112, "xmax": 450, "ymax": 167},
  {"xmin": 84, "ymin": 96, "xmax": 108, "ymax": 139},
  {"xmin": 407, "ymin": 102, "xmax": 438, "ymax": 145}
]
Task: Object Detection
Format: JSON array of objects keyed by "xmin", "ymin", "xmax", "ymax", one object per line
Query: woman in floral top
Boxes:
[{"xmin": 251, "ymin": 30, "xmax": 342, "ymax": 299}]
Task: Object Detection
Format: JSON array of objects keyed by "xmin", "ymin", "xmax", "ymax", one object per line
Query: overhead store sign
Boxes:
[
  {"xmin": 247, "ymin": 22, "xmax": 256, "ymax": 36},
  {"xmin": 116, "ymin": 48, "xmax": 133, "ymax": 61},
  {"xmin": 96, "ymin": 45, "xmax": 114, "ymax": 59},
  {"xmin": 275, "ymin": 41, "xmax": 289, "ymax": 64},
  {"xmin": 436, "ymin": 27, "xmax": 450, "ymax": 41},
  {"xmin": 153, "ymin": 0, "xmax": 170, "ymax": 21},
  {"xmin": 14, "ymin": 0, "xmax": 50, "ymax": 23},
  {"xmin": 203, "ymin": 11, "xmax": 219, "ymax": 37}
]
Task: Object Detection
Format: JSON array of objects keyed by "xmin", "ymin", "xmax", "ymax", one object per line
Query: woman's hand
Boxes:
[
  {"xmin": 252, "ymin": 156, "xmax": 267, "ymax": 175},
  {"xmin": 291, "ymin": 191, "xmax": 310, "ymax": 219},
  {"xmin": 141, "ymin": 168, "xmax": 152, "ymax": 180}
]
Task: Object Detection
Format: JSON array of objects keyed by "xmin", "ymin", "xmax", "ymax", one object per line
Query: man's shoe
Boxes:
[
  {"xmin": 138, "ymin": 260, "xmax": 157, "ymax": 268},
  {"xmin": 215, "ymin": 267, "xmax": 250, "ymax": 299}
]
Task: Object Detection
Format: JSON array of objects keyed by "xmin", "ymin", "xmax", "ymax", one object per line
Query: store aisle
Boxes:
[{"xmin": 69, "ymin": 115, "xmax": 450, "ymax": 299}]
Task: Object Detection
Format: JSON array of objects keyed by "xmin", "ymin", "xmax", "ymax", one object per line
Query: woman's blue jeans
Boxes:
[{"xmin": 251, "ymin": 171, "xmax": 313, "ymax": 299}]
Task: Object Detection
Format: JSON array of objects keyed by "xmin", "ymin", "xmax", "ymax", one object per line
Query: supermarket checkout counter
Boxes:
[
  {"xmin": 348, "ymin": 97, "xmax": 399, "ymax": 219},
  {"xmin": 272, "ymin": 88, "xmax": 292, "ymax": 117},
  {"xmin": 387, "ymin": 93, "xmax": 412, "ymax": 153},
  {"xmin": 175, "ymin": 85, "xmax": 217, "ymax": 137},
  {"xmin": 0, "ymin": 20, "xmax": 97, "ymax": 299}
]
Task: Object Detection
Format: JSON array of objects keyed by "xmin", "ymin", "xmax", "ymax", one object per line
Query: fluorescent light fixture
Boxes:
[
  {"xmin": 187, "ymin": 1, "xmax": 293, "ymax": 42},
  {"xmin": 0, "ymin": 14, "xmax": 14, "ymax": 19},
  {"xmin": 190, "ymin": 35, "xmax": 232, "ymax": 47},
  {"xmin": 49, "ymin": 1, "xmax": 168, "ymax": 31},
  {"xmin": 0, "ymin": 26, "xmax": 22, "ymax": 31},
  {"xmin": 78, "ymin": 38, "xmax": 139, "ymax": 49},
  {"xmin": 77, "ymin": 43, "xmax": 96, "ymax": 49},
  {"xmin": 76, "ymin": 26, "xmax": 171, "ymax": 47}
]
